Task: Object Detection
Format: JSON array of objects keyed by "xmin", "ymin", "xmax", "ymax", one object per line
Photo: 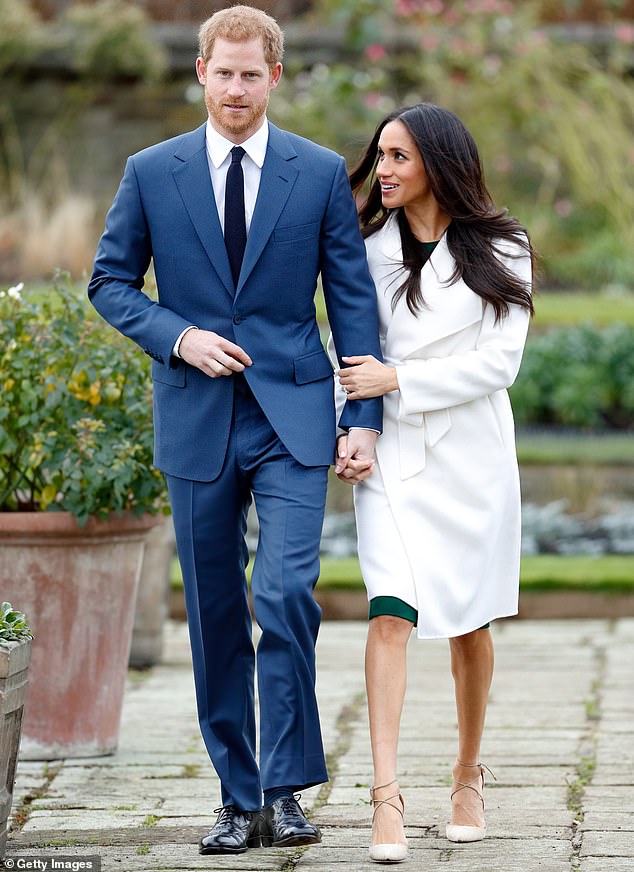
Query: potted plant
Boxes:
[
  {"xmin": 0, "ymin": 275, "xmax": 168, "ymax": 758},
  {"xmin": 0, "ymin": 602, "xmax": 32, "ymax": 861}
]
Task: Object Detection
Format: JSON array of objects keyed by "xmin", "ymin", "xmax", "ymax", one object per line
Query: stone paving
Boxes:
[{"xmin": 5, "ymin": 618, "xmax": 634, "ymax": 871}]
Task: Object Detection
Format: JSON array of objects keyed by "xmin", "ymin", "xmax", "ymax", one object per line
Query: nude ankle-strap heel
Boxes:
[
  {"xmin": 445, "ymin": 760, "xmax": 496, "ymax": 843},
  {"xmin": 368, "ymin": 779, "xmax": 408, "ymax": 863}
]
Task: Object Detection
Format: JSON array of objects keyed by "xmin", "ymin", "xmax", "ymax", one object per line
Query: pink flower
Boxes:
[
  {"xmin": 364, "ymin": 92, "xmax": 383, "ymax": 109},
  {"xmin": 395, "ymin": 0, "xmax": 419, "ymax": 15},
  {"xmin": 615, "ymin": 24, "xmax": 634, "ymax": 44},
  {"xmin": 365, "ymin": 43, "xmax": 387, "ymax": 61},
  {"xmin": 554, "ymin": 199, "xmax": 573, "ymax": 218}
]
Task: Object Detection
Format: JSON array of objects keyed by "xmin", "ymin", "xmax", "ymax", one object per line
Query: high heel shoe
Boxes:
[
  {"xmin": 445, "ymin": 760, "xmax": 496, "ymax": 843},
  {"xmin": 368, "ymin": 779, "xmax": 408, "ymax": 863}
]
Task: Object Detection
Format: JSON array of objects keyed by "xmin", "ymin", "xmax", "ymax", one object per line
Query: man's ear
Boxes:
[
  {"xmin": 195, "ymin": 56, "xmax": 207, "ymax": 85},
  {"xmin": 269, "ymin": 62, "xmax": 283, "ymax": 90}
]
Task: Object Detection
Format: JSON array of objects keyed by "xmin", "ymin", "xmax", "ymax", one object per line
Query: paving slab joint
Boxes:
[
  {"xmin": 8, "ymin": 762, "xmax": 63, "ymax": 836},
  {"xmin": 309, "ymin": 690, "xmax": 366, "ymax": 817},
  {"xmin": 568, "ymin": 640, "xmax": 606, "ymax": 870},
  {"xmin": 279, "ymin": 845, "xmax": 310, "ymax": 871}
]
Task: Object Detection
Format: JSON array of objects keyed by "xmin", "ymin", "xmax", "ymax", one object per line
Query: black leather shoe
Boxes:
[
  {"xmin": 261, "ymin": 794, "xmax": 322, "ymax": 847},
  {"xmin": 199, "ymin": 805, "xmax": 262, "ymax": 855}
]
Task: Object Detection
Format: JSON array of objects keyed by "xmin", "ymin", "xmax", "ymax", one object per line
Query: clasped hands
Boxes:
[
  {"xmin": 178, "ymin": 332, "xmax": 386, "ymax": 486},
  {"xmin": 334, "ymin": 355, "xmax": 397, "ymax": 485}
]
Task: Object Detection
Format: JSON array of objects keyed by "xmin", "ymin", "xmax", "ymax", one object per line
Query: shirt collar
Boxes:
[{"xmin": 205, "ymin": 118, "xmax": 269, "ymax": 169}]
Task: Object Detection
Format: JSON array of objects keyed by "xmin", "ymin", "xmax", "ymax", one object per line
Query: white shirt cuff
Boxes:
[
  {"xmin": 172, "ymin": 326, "xmax": 198, "ymax": 358},
  {"xmin": 341, "ymin": 427, "xmax": 380, "ymax": 435}
]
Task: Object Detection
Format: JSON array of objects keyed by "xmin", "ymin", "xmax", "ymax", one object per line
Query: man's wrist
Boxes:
[{"xmin": 172, "ymin": 325, "xmax": 198, "ymax": 358}]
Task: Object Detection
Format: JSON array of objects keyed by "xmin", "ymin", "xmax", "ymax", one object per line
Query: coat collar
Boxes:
[
  {"xmin": 171, "ymin": 122, "xmax": 299, "ymax": 298},
  {"xmin": 370, "ymin": 214, "xmax": 483, "ymax": 357}
]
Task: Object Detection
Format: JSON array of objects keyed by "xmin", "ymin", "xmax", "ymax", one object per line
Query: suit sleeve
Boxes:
[
  {"xmin": 396, "ymin": 247, "xmax": 532, "ymax": 415},
  {"xmin": 320, "ymin": 157, "xmax": 383, "ymax": 433},
  {"xmin": 88, "ymin": 157, "xmax": 192, "ymax": 367}
]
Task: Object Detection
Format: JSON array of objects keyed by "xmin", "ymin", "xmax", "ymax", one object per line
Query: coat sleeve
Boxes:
[
  {"xmin": 319, "ymin": 157, "xmax": 383, "ymax": 433},
  {"xmin": 88, "ymin": 157, "xmax": 192, "ymax": 367},
  {"xmin": 396, "ymin": 246, "xmax": 532, "ymax": 416}
]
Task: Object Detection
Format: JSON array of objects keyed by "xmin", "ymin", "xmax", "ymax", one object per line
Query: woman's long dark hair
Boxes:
[{"xmin": 349, "ymin": 103, "xmax": 535, "ymax": 320}]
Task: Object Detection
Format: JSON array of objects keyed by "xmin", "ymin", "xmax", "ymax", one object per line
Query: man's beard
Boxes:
[{"xmin": 205, "ymin": 92, "xmax": 269, "ymax": 136}]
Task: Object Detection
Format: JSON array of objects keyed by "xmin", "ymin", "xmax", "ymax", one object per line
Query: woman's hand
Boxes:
[{"xmin": 338, "ymin": 355, "xmax": 398, "ymax": 400}]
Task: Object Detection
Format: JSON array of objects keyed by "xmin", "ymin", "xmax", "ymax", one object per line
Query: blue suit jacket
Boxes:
[{"xmin": 89, "ymin": 122, "xmax": 383, "ymax": 481}]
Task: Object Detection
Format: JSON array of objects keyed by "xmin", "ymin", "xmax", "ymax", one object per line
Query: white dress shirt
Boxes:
[{"xmin": 172, "ymin": 118, "xmax": 269, "ymax": 356}]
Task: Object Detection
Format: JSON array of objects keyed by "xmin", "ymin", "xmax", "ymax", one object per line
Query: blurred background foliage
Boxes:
[
  {"xmin": 0, "ymin": 0, "xmax": 632, "ymax": 289},
  {"xmin": 273, "ymin": 0, "xmax": 634, "ymax": 289}
]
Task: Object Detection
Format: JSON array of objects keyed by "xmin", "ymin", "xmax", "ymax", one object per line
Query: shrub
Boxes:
[
  {"xmin": 0, "ymin": 275, "xmax": 168, "ymax": 524},
  {"xmin": 510, "ymin": 323, "xmax": 634, "ymax": 429},
  {"xmin": 63, "ymin": 0, "xmax": 166, "ymax": 83},
  {"xmin": 0, "ymin": 0, "xmax": 43, "ymax": 75},
  {"xmin": 273, "ymin": 0, "xmax": 634, "ymax": 288}
]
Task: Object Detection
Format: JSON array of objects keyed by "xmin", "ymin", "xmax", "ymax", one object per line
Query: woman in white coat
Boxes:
[{"xmin": 330, "ymin": 103, "xmax": 534, "ymax": 862}]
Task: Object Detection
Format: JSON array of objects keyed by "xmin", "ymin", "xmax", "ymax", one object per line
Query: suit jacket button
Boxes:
[{"xmin": 233, "ymin": 315, "xmax": 241, "ymax": 325}]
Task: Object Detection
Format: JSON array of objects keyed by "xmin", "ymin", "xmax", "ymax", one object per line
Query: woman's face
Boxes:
[{"xmin": 376, "ymin": 120, "xmax": 434, "ymax": 210}]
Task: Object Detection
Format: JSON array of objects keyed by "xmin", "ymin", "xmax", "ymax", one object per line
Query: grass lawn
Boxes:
[
  {"xmin": 516, "ymin": 432, "xmax": 634, "ymax": 466},
  {"xmin": 315, "ymin": 290, "xmax": 634, "ymax": 329},
  {"xmin": 531, "ymin": 292, "xmax": 634, "ymax": 328},
  {"xmin": 171, "ymin": 554, "xmax": 634, "ymax": 594}
]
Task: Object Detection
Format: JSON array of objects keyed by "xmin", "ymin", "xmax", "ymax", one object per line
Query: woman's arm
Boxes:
[{"xmin": 341, "ymin": 246, "xmax": 532, "ymax": 411}]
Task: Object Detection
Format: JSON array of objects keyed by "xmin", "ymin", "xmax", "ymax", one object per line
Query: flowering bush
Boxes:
[
  {"xmin": 272, "ymin": 0, "xmax": 634, "ymax": 288},
  {"xmin": 0, "ymin": 275, "xmax": 168, "ymax": 524}
]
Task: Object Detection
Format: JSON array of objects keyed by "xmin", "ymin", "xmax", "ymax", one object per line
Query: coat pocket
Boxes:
[
  {"xmin": 294, "ymin": 349, "xmax": 334, "ymax": 384},
  {"xmin": 151, "ymin": 360, "xmax": 186, "ymax": 388},
  {"xmin": 273, "ymin": 221, "xmax": 320, "ymax": 244}
]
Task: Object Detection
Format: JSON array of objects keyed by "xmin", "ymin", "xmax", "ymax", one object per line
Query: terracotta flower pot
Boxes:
[
  {"xmin": 0, "ymin": 512, "xmax": 158, "ymax": 759},
  {"xmin": 128, "ymin": 517, "xmax": 175, "ymax": 668},
  {"xmin": 0, "ymin": 637, "xmax": 31, "ymax": 860}
]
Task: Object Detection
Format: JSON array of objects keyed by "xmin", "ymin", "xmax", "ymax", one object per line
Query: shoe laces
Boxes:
[
  {"xmin": 278, "ymin": 793, "xmax": 303, "ymax": 818},
  {"xmin": 211, "ymin": 804, "xmax": 240, "ymax": 832}
]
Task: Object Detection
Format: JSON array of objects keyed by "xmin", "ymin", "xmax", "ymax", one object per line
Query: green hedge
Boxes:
[{"xmin": 510, "ymin": 324, "xmax": 634, "ymax": 430}]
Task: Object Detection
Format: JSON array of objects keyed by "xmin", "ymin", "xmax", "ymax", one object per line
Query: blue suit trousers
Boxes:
[{"xmin": 167, "ymin": 376, "xmax": 329, "ymax": 810}]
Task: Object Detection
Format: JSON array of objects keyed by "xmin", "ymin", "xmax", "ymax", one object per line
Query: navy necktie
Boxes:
[{"xmin": 225, "ymin": 146, "xmax": 247, "ymax": 289}]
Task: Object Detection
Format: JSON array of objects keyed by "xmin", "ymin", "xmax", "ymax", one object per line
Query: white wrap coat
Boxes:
[{"xmin": 330, "ymin": 216, "xmax": 532, "ymax": 639}]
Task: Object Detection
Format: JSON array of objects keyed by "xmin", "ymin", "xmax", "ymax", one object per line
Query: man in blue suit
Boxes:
[{"xmin": 89, "ymin": 4, "xmax": 381, "ymax": 856}]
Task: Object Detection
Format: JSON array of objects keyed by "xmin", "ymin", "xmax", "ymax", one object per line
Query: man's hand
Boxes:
[
  {"xmin": 339, "ymin": 355, "xmax": 398, "ymax": 399},
  {"xmin": 179, "ymin": 328, "xmax": 252, "ymax": 378},
  {"xmin": 335, "ymin": 430, "xmax": 378, "ymax": 485}
]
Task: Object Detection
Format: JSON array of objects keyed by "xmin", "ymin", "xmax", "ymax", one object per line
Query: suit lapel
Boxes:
[
  {"xmin": 235, "ymin": 124, "xmax": 298, "ymax": 297},
  {"xmin": 172, "ymin": 124, "xmax": 234, "ymax": 298}
]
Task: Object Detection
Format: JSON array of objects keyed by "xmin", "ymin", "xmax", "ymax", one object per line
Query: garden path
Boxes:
[{"xmin": 7, "ymin": 618, "xmax": 634, "ymax": 871}]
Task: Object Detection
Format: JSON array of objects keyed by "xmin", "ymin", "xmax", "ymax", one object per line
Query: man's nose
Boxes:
[{"xmin": 227, "ymin": 76, "xmax": 246, "ymax": 96}]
